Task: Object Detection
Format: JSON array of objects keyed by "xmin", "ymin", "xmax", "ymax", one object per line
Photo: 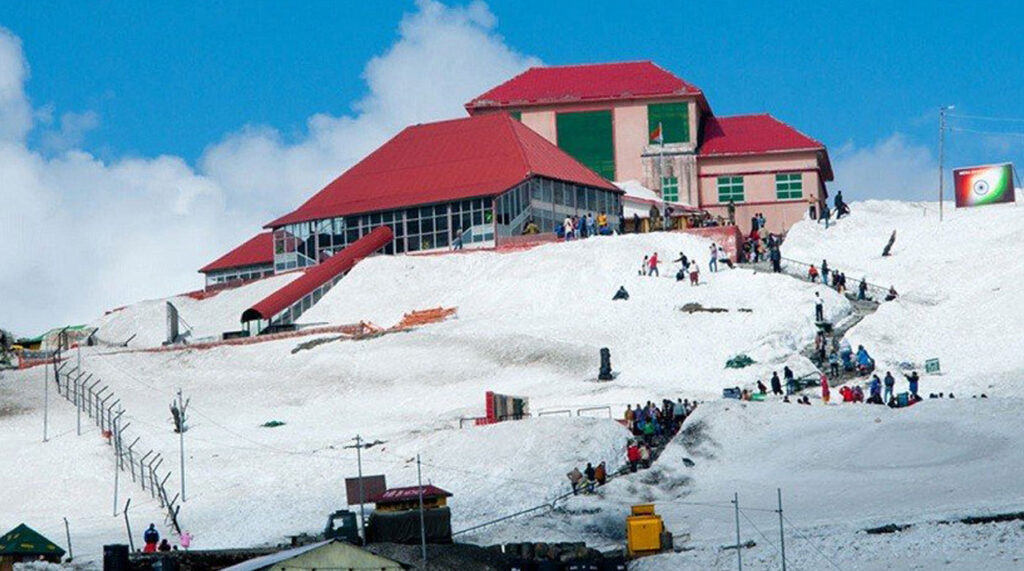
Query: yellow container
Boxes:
[{"xmin": 626, "ymin": 504, "xmax": 664, "ymax": 556}]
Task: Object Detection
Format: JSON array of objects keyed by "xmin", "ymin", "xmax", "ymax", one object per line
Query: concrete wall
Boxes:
[{"xmin": 697, "ymin": 151, "xmax": 826, "ymax": 235}]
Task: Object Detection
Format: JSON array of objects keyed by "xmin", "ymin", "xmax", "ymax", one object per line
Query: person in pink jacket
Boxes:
[{"xmin": 820, "ymin": 374, "xmax": 831, "ymax": 404}]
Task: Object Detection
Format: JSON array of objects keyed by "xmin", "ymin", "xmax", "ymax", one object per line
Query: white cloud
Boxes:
[
  {"xmin": 0, "ymin": 1, "xmax": 538, "ymax": 335},
  {"xmin": 832, "ymin": 134, "xmax": 939, "ymax": 201}
]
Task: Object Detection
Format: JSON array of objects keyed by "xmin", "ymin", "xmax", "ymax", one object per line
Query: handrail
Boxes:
[
  {"xmin": 745, "ymin": 257, "xmax": 892, "ymax": 300},
  {"xmin": 537, "ymin": 409, "xmax": 572, "ymax": 417},
  {"xmin": 576, "ymin": 405, "xmax": 612, "ymax": 418}
]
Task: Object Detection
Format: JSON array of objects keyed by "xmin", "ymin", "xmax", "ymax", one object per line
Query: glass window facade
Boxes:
[
  {"xmin": 205, "ymin": 265, "xmax": 274, "ymax": 287},
  {"xmin": 272, "ymin": 177, "xmax": 623, "ymax": 272},
  {"xmin": 775, "ymin": 173, "xmax": 803, "ymax": 200},
  {"xmin": 717, "ymin": 176, "xmax": 745, "ymax": 203}
]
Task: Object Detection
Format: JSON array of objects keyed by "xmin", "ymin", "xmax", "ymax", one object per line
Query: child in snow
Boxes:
[
  {"xmin": 689, "ymin": 263, "xmax": 700, "ymax": 286},
  {"xmin": 820, "ymin": 374, "xmax": 831, "ymax": 404},
  {"xmin": 808, "ymin": 265, "xmax": 819, "ymax": 282},
  {"xmin": 640, "ymin": 255, "xmax": 648, "ymax": 276}
]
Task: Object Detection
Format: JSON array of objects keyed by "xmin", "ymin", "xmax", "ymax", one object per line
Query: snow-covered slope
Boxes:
[
  {"xmin": 783, "ymin": 199, "xmax": 1024, "ymax": 395},
  {"xmin": 89, "ymin": 273, "xmax": 299, "ymax": 348},
  {"xmin": 2, "ymin": 232, "xmax": 840, "ymax": 562}
]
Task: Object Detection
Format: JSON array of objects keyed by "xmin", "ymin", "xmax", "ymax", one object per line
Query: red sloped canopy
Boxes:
[
  {"xmin": 699, "ymin": 114, "xmax": 833, "ymax": 180},
  {"xmin": 241, "ymin": 226, "xmax": 393, "ymax": 323},
  {"xmin": 199, "ymin": 232, "xmax": 273, "ymax": 273}
]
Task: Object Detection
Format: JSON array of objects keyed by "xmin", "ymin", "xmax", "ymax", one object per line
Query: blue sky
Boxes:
[
  {"xmin": 4, "ymin": 0, "xmax": 1023, "ymax": 169},
  {"xmin": 1, "ymin": 0, "xmax": 1023, "ymax": 334}
]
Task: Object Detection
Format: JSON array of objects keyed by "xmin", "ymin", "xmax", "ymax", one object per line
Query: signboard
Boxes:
[
  {"xmin": 925, "ymin": 358, "xmax": 941, "ymax": 375},
  {"xmin": 345, "ymin": 474, "xmax": 387, "ymax": 505},
  {"xmin": 953, "ymin": 163, "xmax": 1016, "ymax": 208}
]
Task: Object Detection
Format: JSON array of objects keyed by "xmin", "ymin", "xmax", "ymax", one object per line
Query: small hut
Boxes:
[{"xmin": 0, "ymin": 524, "xmax": 66, "ymax": 571}]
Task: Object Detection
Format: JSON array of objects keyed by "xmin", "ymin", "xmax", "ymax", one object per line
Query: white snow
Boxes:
[
  {"xmin": 89, "ymin": 273, "xmax": 299, "ymax": 348},
  {"xmin": 5, "ymin": 198, "xmax": 1024, "ymax": 569},
  {"xmin": 783, "ymin": 199, "xmax": 1024, "ymax": 396}
]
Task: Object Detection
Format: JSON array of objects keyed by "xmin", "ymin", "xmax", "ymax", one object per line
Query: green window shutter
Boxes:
[
  {"xmin": 647, "ymin": 102, "xmax": 690, "ymax": 144},
  {"xmin": 556, "ymin": 110, "xmax": 615, "ymax": 180},
  {"xmin": 775, "ymin": 173, "xmax": 803, "ymax": 200},
  {"xmin": 509, "ymin": 111, "xmax": 521, "ymax": 122},
  {"xmin": 661, "ymin": 176, "xmax": 679, "ymax": 202},
  {"xmin": 717, "ymin": 176, "xmax": 745, "ymax": 203}
]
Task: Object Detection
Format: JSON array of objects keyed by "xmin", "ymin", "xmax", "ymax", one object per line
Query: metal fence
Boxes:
[
  {"xmin": 748, "ymin": 257, "xmax": 892, "ymax": 301},
  {"xmin": 52, "ymin": 361, "xmax": 183, "ymax": 535}
]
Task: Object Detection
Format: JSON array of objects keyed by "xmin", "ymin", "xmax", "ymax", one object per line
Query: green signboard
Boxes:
[{"xmin": 925, "ymin": 358, "xmax": 941, "ymax": 374}]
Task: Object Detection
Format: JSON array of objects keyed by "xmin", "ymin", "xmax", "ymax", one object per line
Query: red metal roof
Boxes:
[
  {"xmin": 266, "ymin": 114, "xmax": 619, "ymax": 228},
  {"xmin": 199, "ymin": 232, "xmax": 274, "ymax": 273},
  {"xmin": 373, "ymin": 485, "xmax": 452, "ymax": 504},
  {"xmin": 241, "ymin": 226, "xmax": 393, "ymax": 322},
  {"xmin": 699, "ymin": 114, "xmax": 833, "ymax": 179},
  {"xmin": 465, "ymin": 61, "xmax": 709, "ymax": 113}
]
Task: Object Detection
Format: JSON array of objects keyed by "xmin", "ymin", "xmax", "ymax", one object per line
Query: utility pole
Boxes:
[
  {"xmin": 417, "ymin": 454, "xmax": 427, "ymax": 566},
  {"xmin": 63, "ymin": 518, "xmax": 73, "ymax": 561},
  {"xmin": 123, "ymin": 499, "xmax": 135, "ymax": 553},
  {"xmin": 777, "ymin": 488, "xmax": 786, "ymax": 571},
  {"xmin": 43, "ymin": 359, "xmax": 49, "ymax": 442},
  {"xmin": 173, "ymin": 388, "xmax": 189, "ymax": 502},
  {"xmin": 733, "ymin": 492, "xmax": 743, "ymax": 571},
  {"xmin": 355, "ymin": 435, "xmax": 366, "ymax": 542},
  {"xmin": 939, "ymin": 105, "xmax": 955, "ymax": 221}
]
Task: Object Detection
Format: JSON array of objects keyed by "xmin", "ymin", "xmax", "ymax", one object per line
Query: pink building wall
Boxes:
[
  {"xmin": 698, "ymin": 151, "xmax": 826, "ymax": 235},
  {"xmin": 515, "ymin": 97, "xmax": 700, "ymax": 183}
]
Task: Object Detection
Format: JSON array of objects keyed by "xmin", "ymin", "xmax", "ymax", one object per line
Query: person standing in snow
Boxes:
[
  {"xmin": 709, "ymin": 243, "xmax": 719, "ymax": 273},
  {"xmin": 640, "ymin": 443, "xmax": 652, "ymax": 468},
  {"xmin": 640, "ymin": 255, "xmax": 648, "ymax": 276},
  {"xmin": 624, "ymin": 405, "xmax": 635, "ymax": 430},
  {"xmin": 771, "ymin": 371, "xmax": 783, "ymax": 396},
  {"xmin": 821, "ymin": 259, "xmax": 830, "ymax": 286},
  {"xmin": 904, "ymin": 371, "xmax": 920, "ymax": 399},
  {"xmin": 784, "ymin": 367, "xmax": 796, "ymax": 395},
  {"xmin": 595, "ymin": 462, "xmax": 607, "ymax": 486},
  {"xmin": 808, "ymin": 264, "xmax": 819, "ymax": 282},
  {"xmin": 597, "ymin": 211, "xmax": 609, "ymax": 234},
  {"xmin": 689, "ymin": 262, "xmax": 700, "ymax": 286},
  {"xmin": 770, "ymin": 247, "xmax": 782, "ymax": 273},
  {"xmin": 584, "ymin": 462, "xmax": 596, "ymax": 492},
  {"xmin": 627, "ymin": 442, "xmax": 641, "ymax": 472},
  {"xmin": 828, "ymin": 350, "xmax": 840, "ymax": 377},
  {"xmin": 567, "ymin": 467, "xmax": 583, "ymax": 495},
  {"xmin": 858, "ymin": 279, "xmax": 868, "ymax": 301},
  {"xmin": 673, "ymin": 252, "xmax": 689, "ymax": 270},
  {"xmin": 563, "ymin": 215, "xmax": 574, "ymax": 240},
  {"xmin": 815, "ymin": 292, "xmax": 824, "ymax": 322},
  {"xmin": 868, "ymin": 375, "xmax": 882, "ymax": 404},
  {"xmin": 648, "ymin": 252, "xmax": 660, "ymax": 276},
  {"xmin": 587, "ymin": 213, "xmax": 596, "ymax": 238},
  {"xmin": 883, "ymin": 371, "xmax": 896, "ymax": 402},
  {"xmin": 820, "ymin": 374, "xmax": 831, "ymax": 404},
  {"xmin": 757, "ymin": 213, "xmax": 766, "ymax": 231},
  {"xmin": 180, "ymin": 531, "xmax": 193, "ymax": 550},
  {"xmin": 143, "ymin": 524, "xmax": 160, "ymax": 553}
]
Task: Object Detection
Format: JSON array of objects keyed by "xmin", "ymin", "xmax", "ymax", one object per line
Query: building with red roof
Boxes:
[
  {"xmin": 467, "ymin": 61, "xmax": 833, "ymax": 234},
  {"xmin": 265, "ymin": 113, "xmax": 622, "ymax": 271},
  {"xmin": 198, "ymin": 231, "xmax": 275, "ymax": 288}
]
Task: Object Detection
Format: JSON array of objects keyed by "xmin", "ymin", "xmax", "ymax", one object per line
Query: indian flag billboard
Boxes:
[{"xmin": 953, "ymin": 163, "xmax": 1016, "ymax": 208}]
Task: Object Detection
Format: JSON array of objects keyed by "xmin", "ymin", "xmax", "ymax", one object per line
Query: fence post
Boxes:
[{"xmin": 138, "ymin": 451, "xmax": 153, "ymax": 490}]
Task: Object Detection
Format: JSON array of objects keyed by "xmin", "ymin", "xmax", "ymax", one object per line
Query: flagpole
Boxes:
[{"xmin": 659, "ymin": 122, "xmax": 665, "ymax": 230}]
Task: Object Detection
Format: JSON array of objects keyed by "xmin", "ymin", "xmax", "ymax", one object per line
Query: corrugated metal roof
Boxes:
[
  {"xmin": 199, "ymin": 232, "xmax": 274, "ymax": 273},
  {"xmin": 699, "ymin": 114, "xmax": 833, "ymax": 179},
  {"xmin": 265, "ymin": 114, "xmax": 618, "ymax": 229},
  {"xmin": 219, "ymin": 540, "xmax": 330, "ymax": 571},
  {"xmin": 241, "ymin": 226, "xmax": 393, "ymax": 323},
  {"xmin": 465, "ymin": 61, "xmax": 708, "ymax": 112},
  {"xmin": 374, "ymin": 485, "xmax": 452, "ymax": 504}
]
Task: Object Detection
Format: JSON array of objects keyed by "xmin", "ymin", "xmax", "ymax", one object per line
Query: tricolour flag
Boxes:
[{"xmin": 649, "ymin": 122, "xmax": 664, "ymax": 144}]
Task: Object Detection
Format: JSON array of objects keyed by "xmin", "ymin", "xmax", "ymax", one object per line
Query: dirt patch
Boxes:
[
  {"xmin": 679, "ymin": 419, "xmax": 717, "ymax": 459},
  {"xmin": 680, "ymin": 303, "xmax": 753, "ymax": 314}
]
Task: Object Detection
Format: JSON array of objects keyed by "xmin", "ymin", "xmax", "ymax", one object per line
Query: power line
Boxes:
[
  {"xmin": 948, "ymin": 113, "xmax": 1024, "ymax": 123},
  {"xmin": 948, "ymin": 127, "xmax": 1024, "ymax": 138}
]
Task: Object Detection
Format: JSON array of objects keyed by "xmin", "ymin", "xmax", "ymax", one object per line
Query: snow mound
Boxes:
[
  {"xmin": 90, "ymin": 274, "xmax": 299, "ymax": 348},
  {"xmin": 782, "ymin": 200, "xmax": 1024, "ymax": 395}
]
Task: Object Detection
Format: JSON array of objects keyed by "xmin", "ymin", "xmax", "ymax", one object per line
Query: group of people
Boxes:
[
  {"xmin": 810, "ymin": 190, "xmax": 851, "ymax": 228},
  {"xmin": 558, "ymin": 211, "xmax": 612, "ymax": 240},
  {"xmin": 640, "ymin": 245, "xmax": 736, "ymax": 286},
  {"xmin": 567, "ymin": 462, "xmax": 608, "ymax": 495},
  {"xmin": 142, "ymin": 523, "xmax": 192, "ymax": 553}
]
